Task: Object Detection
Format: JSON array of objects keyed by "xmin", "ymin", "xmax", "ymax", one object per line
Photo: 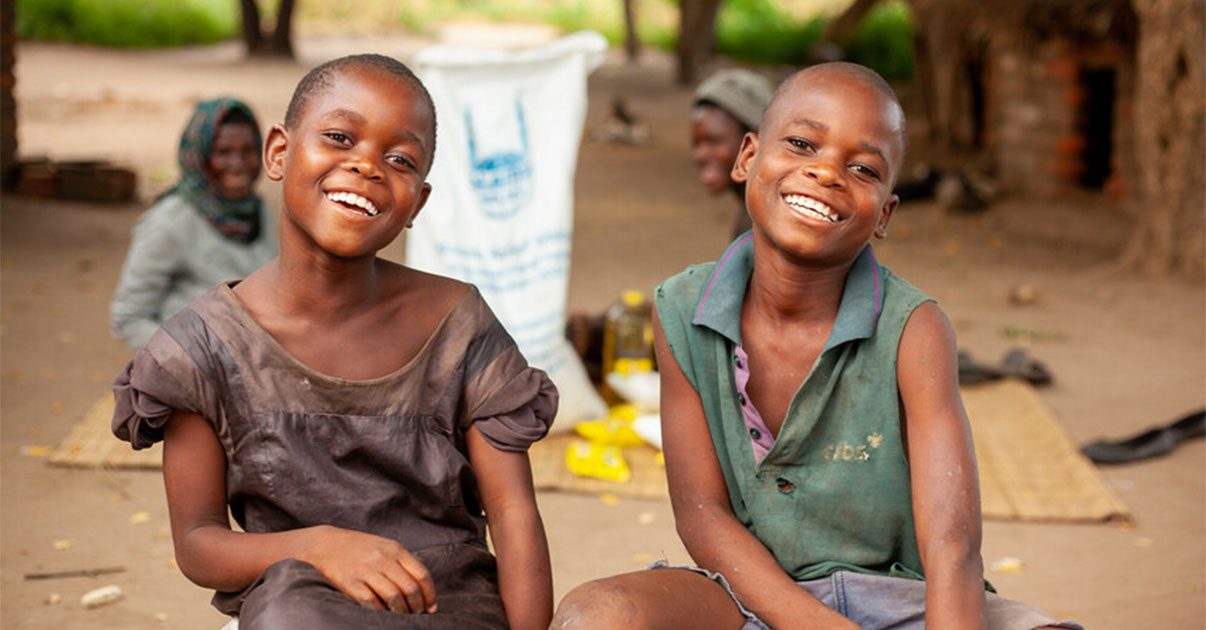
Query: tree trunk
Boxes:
[
  {"xmin": 240, "ymin": 0, "xmax": 295, "ymax": 59},
  {"xmin": 826, "ymin": 0, "xmax": 883, "ymax": 41},
  {"xmin": 266, "ymin": 0, "xmax": 296, "ymax": 58},
  {"xmin": 623, "ymin": 0, "xmax": 640, "ymax": 63},
  {"xmin": 1117, "ymin": 0, "xmax": 1204, "ymax": 276},
  {"xmin": 906, "ymin": 0, "xmax": 983, "ymax": 163},
  {"xmin": 239, "ymin": 0, "xmax": 262, "ymax": 54},
  {"xmin": 676, "ymin": 0, "xmax": 722, "ymax": 85},
  {"xmin": 910, "ymin": 22, "xmax": 937, "ymax": 142}
]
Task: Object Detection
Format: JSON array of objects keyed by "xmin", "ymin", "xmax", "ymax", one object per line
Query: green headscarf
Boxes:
[{"xmin": 169, "ymin": 97, "xmax": 264, "ymax": 244}]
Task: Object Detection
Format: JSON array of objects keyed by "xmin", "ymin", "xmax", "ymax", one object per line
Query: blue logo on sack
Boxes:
[{"xmin": 465, "ymin": 99, "xmax": 533, "ymax": 220}]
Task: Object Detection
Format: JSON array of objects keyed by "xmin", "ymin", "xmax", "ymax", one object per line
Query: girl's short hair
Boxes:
[{"xmin": 284, "ymin": 54, "xmax": 437, "ymax": 164}]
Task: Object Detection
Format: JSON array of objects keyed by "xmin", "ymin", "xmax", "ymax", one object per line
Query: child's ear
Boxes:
[
  {"xmin": 405, "ymin": 183, "xmax": 433, "ymax": 229},
  {"xmin": 262, "ymin": 124, "xmax": 289, "ymax": 182},
  {"xmin": 731, "ymin": 132, "xmax": 759, "ymax": 183},
  {"xmin": 874, "ymin": 193, "xmax": 899, "ymax": 239}
]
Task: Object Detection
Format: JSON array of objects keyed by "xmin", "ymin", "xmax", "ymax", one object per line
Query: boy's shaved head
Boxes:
[
  {"xmin": 767, "ymin": 62, "xmax": 906, "ymax": 168},
  {"xmin": 285, "ymin": 54, "xmax": 437, "ymax": 152}
]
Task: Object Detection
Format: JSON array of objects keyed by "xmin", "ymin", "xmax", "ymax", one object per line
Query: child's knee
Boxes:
[
  {"xmin": 551, "ymin": 578, "xmax": 645, "ymax": 630},
  {"xmin": 238, "ymin": 559, "xmax": 343, "ymax": 628}
]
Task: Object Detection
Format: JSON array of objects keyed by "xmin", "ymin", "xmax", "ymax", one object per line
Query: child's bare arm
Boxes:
[
  {"xmin": 163, "ymin": 410, "xmax": 437, "ymax": 613},
  {"xmin": 898, "ymin": 302, "xmax": 987, "ymax": 630},
  {"xmin": 654, "ymin": 308, "xmax": 856, "ymax": 630},
  {"xmin": 466, "ymin": 426, "xmax": 552, "ymax": 630}
]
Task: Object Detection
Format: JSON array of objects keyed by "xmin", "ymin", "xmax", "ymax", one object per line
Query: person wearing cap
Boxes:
[
  {"xmin": 564, "ymin": 70, "xmax": 774, "ymax": 388},
  {"xmin": 691, "ymin": 69, "xmax": 775, "ymax": 241}
]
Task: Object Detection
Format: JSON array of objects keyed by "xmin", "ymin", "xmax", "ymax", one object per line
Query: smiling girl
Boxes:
[{"xmin": 112, "ymin": 55, "xmax": 555, "ymax": 630}]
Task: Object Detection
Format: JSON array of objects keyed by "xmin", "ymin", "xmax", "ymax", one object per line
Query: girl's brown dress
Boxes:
[{"xmin": 113, "ymin": 282, "xmax": 557, "ymax": 629}]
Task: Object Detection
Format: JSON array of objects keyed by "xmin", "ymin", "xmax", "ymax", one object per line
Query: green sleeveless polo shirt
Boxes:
[{"xmin": 656, "ymin": 235, "xmax": 933, "ymax": 582}]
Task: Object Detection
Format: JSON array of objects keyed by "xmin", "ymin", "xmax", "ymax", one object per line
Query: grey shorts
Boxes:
[{"xmin": 649, "ymin": 561, "xmax": 1083, "ymax": 630}]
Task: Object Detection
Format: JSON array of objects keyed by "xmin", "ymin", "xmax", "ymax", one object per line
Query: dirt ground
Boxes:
[{"xmin": 2, "ymin": 33, "xmax": 1203, "ymax": 629}]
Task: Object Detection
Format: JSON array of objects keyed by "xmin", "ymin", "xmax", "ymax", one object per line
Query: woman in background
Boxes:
[{"xmin": 111, "ymin": 97, "xmax": 276, "ymax": 350}]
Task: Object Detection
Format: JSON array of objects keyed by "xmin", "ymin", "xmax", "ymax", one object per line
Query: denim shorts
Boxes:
[{"xmin": 649, "ymin": 561, "xmax": 1083, "ymax": 630}]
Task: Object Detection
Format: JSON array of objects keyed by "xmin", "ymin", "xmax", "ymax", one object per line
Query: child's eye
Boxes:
[
  {"xmin": 322, "ymin": 131, "xmax": 352, "ymax": 145},
  {"xmin": 787, "ymin": 137, "xmax": 815, "ymax": 152},
  {"xmin": 851, "ymin": 164, "xmax": 881, "ymax": 181},
  {"xmin": 387, "ymin": 155, "xmax": 418, "ymax": 171}
]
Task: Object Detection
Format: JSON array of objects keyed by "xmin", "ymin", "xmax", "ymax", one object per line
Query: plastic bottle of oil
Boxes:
[{"xmin": 602, "ymin": 290, "xmax": 654, "ymax": 382}]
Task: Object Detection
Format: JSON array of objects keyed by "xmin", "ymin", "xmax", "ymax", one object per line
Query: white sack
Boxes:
[{"xmin": 409, "ymin": 32, "xmax": 609, "ymax": 431}]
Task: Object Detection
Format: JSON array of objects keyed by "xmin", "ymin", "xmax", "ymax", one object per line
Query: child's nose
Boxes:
[
  {"xmin": 804, "ymin": 159, "xmax": 842, "ymax": 187},
  {"xmin": 344, "ymin": 155, "xmax": 384, "ymax": 181}
]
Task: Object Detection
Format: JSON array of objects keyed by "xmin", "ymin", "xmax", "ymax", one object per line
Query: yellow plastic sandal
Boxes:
[
  {"xmin": 573, "ymin": 404, "xmax": 646, "ymax": 447},
  {"xmin": 565, "ymin": 439, "xmax": 632, "ymax": 483}
]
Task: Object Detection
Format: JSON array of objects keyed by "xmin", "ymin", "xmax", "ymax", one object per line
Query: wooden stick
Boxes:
[{"xmin": 23, "ymin": 566, "xmax": 126, "ymax": 581}]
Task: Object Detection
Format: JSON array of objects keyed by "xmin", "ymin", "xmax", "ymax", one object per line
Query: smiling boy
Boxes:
[{"xmin": 551, "ymin": 63, "xmax": 1079, "ymax": 630}]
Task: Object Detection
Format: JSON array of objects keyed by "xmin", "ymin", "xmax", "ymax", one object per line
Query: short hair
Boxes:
[
  {"xmin": 769, "ymin": 62, "xmax": 907, "ymax": 157},
  {"xmin": 284, "ymin": 54, "xmax": 437, "ymax": 164}
]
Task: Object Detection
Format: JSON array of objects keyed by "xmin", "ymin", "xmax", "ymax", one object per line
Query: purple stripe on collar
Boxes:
[
  {"xmin": 871, "ymin": 249, "xmax": 882, "ymax": 323},
  {"xmin": 694, "ymin": 232, "xmax": 754, "ymax": 326}
]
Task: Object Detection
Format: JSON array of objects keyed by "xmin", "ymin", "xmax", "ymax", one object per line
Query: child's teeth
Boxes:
[
  {"xmin": 327, "ymin": 191, "xmax": 379, "ymax": 216},
  {"xmin": 785, "ymin": 194, "xmax": 838, "ymax": 222}
]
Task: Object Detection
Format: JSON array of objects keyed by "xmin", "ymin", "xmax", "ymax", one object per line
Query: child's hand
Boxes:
[{"xmin": 301, "ymin": 525, "xmax": 438, "ymax": 614}]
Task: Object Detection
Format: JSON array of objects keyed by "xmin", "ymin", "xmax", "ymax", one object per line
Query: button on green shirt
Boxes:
[{"xmin": 656, "ymin": 234, "xmax": 934, "ymax": 581}]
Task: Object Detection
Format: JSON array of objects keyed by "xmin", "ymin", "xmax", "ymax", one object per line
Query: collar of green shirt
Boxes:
[{"xmin": 690, "ymin": 232, "xmax": 884, "ymax": 352}]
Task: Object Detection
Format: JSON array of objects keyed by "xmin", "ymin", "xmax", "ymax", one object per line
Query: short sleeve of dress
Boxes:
[
  {"xmin": 111, "ymin": 324, "xmax": 211, "ymax": 450},
  {"xmin": 460, "ymin": 309, "xmax": 558, "ymax": 453}
]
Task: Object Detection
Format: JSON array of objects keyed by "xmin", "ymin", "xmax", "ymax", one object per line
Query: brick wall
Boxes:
[{"xmin": 988, "ymin": 35, "xmax": 1135, "ymax": 198}]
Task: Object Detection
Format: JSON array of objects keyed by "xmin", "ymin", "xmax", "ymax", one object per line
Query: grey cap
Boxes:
[{"xmin": 693, "ymin": 69, "xmax": 775, "ymax": 131}]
